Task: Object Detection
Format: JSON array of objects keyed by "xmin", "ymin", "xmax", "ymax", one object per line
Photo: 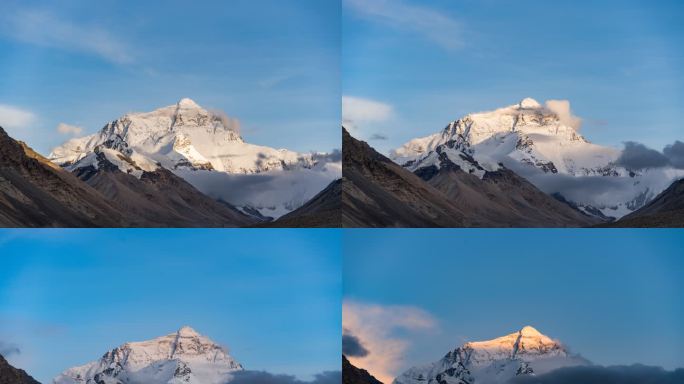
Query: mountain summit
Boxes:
[
  {"xmin": 390, "ymin": 98, "xmax": 684, "ymax": 219},
  {"xmin": 54, "ymin": 326, "xmax": 243, "ymax": 384},
  {"xmin": 47, "ymin": 98, "xmax": 340, "ymax": 219},
  {"xmin": 394, "ymin": 326, "xmax": 588, "ymax": 384},
  {"xmin": 390, "ymin": 97, "xmax": 606, "ymax": 176},
  {"xmin": 50, "ymin": 98, "xmax": 310, "ymax": 174}
]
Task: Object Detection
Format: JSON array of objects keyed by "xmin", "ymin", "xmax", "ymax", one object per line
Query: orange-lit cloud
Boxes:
[{"xmin": 343, "ymin": 300, "xmax": 436, "ymax": 384}]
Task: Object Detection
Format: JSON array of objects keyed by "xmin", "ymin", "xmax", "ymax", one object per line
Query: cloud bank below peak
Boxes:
[{"xmin": 510, "ymin": 364, "xmax": 684, "ymax": 384}]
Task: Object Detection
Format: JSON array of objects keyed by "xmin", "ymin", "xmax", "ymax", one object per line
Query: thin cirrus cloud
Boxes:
[
  {"xmin": 0, "ymin": 104, "xmax": 37, "ymax": 129},
  {"xmin": 0, "ymin": 8, "xmax": 132, "ymax": 64},
  {"xmin": 344, "ymin": 0, "xmax": 463, "ymax": 50},
  {"xmin": 56, "ymin": 123, "xmax": 84, "ymax": 136},
  {"xmin": 342, "ymin": 96, "xmax": 394, "ymax": 131},
  {"xmin": 343, "ymin": 300, "xmax": 437, "ymax": 384}
]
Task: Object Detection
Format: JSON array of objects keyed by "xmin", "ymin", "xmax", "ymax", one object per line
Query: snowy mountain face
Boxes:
[
  {"xmin": 49, "ymin": 98, "xmax": 340, "ymax": 218},
  {"xmin": 394, "ymin": 326, "xmax": 588, "ymax": 384},
  {"xmin": 390, "ymin": 98, "xmax": 684, "ymax": 219},
  {"xmin": 54, "ymin": 326, "xmax": 243, "ymax": 384}
]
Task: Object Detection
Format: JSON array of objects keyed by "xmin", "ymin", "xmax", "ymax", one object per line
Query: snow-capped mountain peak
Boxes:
[
  {"xmin": 177, "ymin": 325, "xmax": 201, "ymax": 337},
  {"xmin": 464, "ymin": 326, "xmax": 565, "ymax": 363},
  {"xmin": 46, "ymin": 98, "xmax": 341, "ymax": 219},
  {"xmin": 394, "ymin": 326, "xmax": 587, "ymax": 384},
  {"xmin": 518, "ymin": 97, "xmax": 542, "ymax": 109},
  {"xmin": 177, "ymin": 97, "xmax": 202, "ymax": 109},
  {"xmin": 391, "ymin": 97, "xmax": 598, "ymax": 174},
  {"xmin": 49, "ymin": 98, "xmax": 313, "ymax": 175},
  {"xmin": 388, "ymin": 98, "xmax": 684, "ymax": 220},
  {"xmin": 54, "ymin": 326, "xmax": 243, "ymax": 384}
]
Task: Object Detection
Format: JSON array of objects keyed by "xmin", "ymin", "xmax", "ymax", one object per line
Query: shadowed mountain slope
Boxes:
[
  {"xmin": 0, "ymin": 354, "xmax": 40, "ymax": 384},
  {"xmin": 343, "ymin": 356, "xmax": 383, "ymax": 384},
  {"xmin": 342, "ymin": 128, "xmax": 466, "ymax": 227},
  {"xmin": 608, "ymin": 178, "xmax": 684, "ymax": 227},
  {"xmin": 264, "ymin": 178, "xmax": 341, "ymax": 227},
  {"xmin": 0, "ymin": 126, "xmax": 125, "ymax": 227},
  {"xmin": 72, "ymin": 151, "xmax": 256, "ymax": 227},
  {"xmin": 342, "ymin": 128, "xmax": 598, "ymax": 227}
]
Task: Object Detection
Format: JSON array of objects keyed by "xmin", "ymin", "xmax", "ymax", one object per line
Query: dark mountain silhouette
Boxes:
[
  {"xmin": 343, "ymin": 356, "xmax": 383, "ymax": 384},
  {"xmin": 0, "ymin": 354, "xmax": 40, "ymax": 384}
]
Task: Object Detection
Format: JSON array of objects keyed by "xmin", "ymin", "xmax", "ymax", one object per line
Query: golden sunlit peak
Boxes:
[{"xmin": 519, "ymin": 325, "xmax": 543, "ymax": 336}]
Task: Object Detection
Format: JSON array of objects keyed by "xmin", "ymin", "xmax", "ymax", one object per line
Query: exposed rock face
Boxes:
[
  {"xmin": 54, "ymin": 326, "xmax": 243, "ymax": 384},
  {"xmin": 419, "ymin": 155, "xmax": 599, "ymax": 227},
  {"xmin": 342, "ymin": 127, "xmax": 466, "ymax": 227},
  {"xmin": 390, "ymin": 98, "xmax": 684, "ymax": 219},
  {"xmin": 72, "ymin": 152, "xmax": 256, "ymax": 227},
  {"xmin": 395, "ymin": 326, "xmax": 589, "ymax": 384},
  {"xmin": 344, "ymin": 356, "xmax": 383, "ymax": 384},
  {"xmin": 48, "ymin": 98, "xmax": 339, "ymax": 219},
  {"xmin": 0, "ymin": 126, "xmax": 255, "ymax": 227},
  {"xmin": 342, "ymin": 128, "xmax": 598, "ymax": 227},
  {"xmin": 49, "ymin": 98, "xmax": 312, "ymax": 174},
  {"xmin": 0, "ymin": 354, "xmax": 40, "ymax": 384},
  {"xmin": 0, "ymin": 126, "xmax": 125, "ymax": 227}
]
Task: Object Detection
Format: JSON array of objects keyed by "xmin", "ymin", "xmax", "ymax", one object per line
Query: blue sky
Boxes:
[
  {"xmin": 0, "ymin": 229, "xmax": 341, "ymax": 383},
  {"xmin": 343, "ymin": 229, "xmax": 684, "ymax": 381},
  {"xmin": 343, "ymin": 0, "xmax": 684, "ymax": 154},
  {"xmin": 0, "ymin": 0, "xmax": 340, "ymax": 155}
]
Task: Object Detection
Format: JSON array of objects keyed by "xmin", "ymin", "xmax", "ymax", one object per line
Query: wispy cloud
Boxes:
[
  {"xmin": 343, "ymin": 300, "xmax": 436, "ymax": 384},
  {"xmin": 0, "ymin": 8, "xmax": 132, "ymax": 64},
  {"xmin": 344, "ymin": 0, "xmax": 463, "ymax": 50},
  {"xmin": 0, "ymin": 341, "xmax": 21, "ymax": 357},
  {"xmin": 342, "ymin": 96, "xmax": 394, "ymax": 132},
  {"xmin": 56, "ymin": 123, "xmax": 84, "ymax": 136},
  {"xmin": 0, "ymin": 104, "xmax": 37, "ymax": 129},
  {"xmin": 545, "ymin": 99, "xmax": 582, "ymax": 130}
]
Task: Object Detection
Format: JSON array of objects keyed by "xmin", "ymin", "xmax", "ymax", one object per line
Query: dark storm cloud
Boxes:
[
  {"xmin": 509, "ymin": 364, "xmax": 684, "ymax": 384},
  {"xmin": 342, "ymin": 328, "xmax": 369, "ymax": 357},
  {"xmin": 312, "ymin": 149, "xmax": 342, "ymax": 163},
  {"xmin": 0, "ymin": 341, "xmax": 20, "ymax": 357},
  {"xmin": 227, "ymin": 370, "xmax": 340, "ymax": 384},
  {"xmin": 616, "ymin": 141, "xmax": 670, "ymax": 169},
  {"xmin": 663, "ymin": 140, "xmax": 684, "ymax": 169},
  {"xmin": 369, "ymin": 133, "xmax": 388, "ymax": 141}
]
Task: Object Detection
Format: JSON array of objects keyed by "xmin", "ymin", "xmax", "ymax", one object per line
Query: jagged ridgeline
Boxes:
[
  {"xmin": 53, "ymin": 327, "xmax": 243, "ymax": 384},
  {"xmin": 343, "ymin": 98, "xmax": 684, "ymax": 227},
  {"xmin": 395, "ymin": 326, "xmax": 589, "ymax": 384},
  {"xmin": 0, "ymin": 98, "xmax": 340, "ymax": 227}
]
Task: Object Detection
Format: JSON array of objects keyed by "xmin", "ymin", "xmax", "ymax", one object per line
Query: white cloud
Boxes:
[
  {"xmin": 1, "ymin": 8, "xmax": 132, "ymax": 64},
  {"xmin": 343, "ymin": 300, "xmax": 436, "ymax": 384},
  {"xmin": 342, "ymin": 96, "xmax": 394, "ymax": 131},
  {"xmin": 344, "ymin": 0, "xmax": 463, "ymax": 50},
  {"xmin": 56, "ymin": 123, "xmax": 84, "ymax": 136},
  {"xmin": 0, "ymin": 104, "xmax": 37, "ymax": 129},
  {"xmin": 545, "ymin": 99, "xmax": 582, "ymax": 130}
]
